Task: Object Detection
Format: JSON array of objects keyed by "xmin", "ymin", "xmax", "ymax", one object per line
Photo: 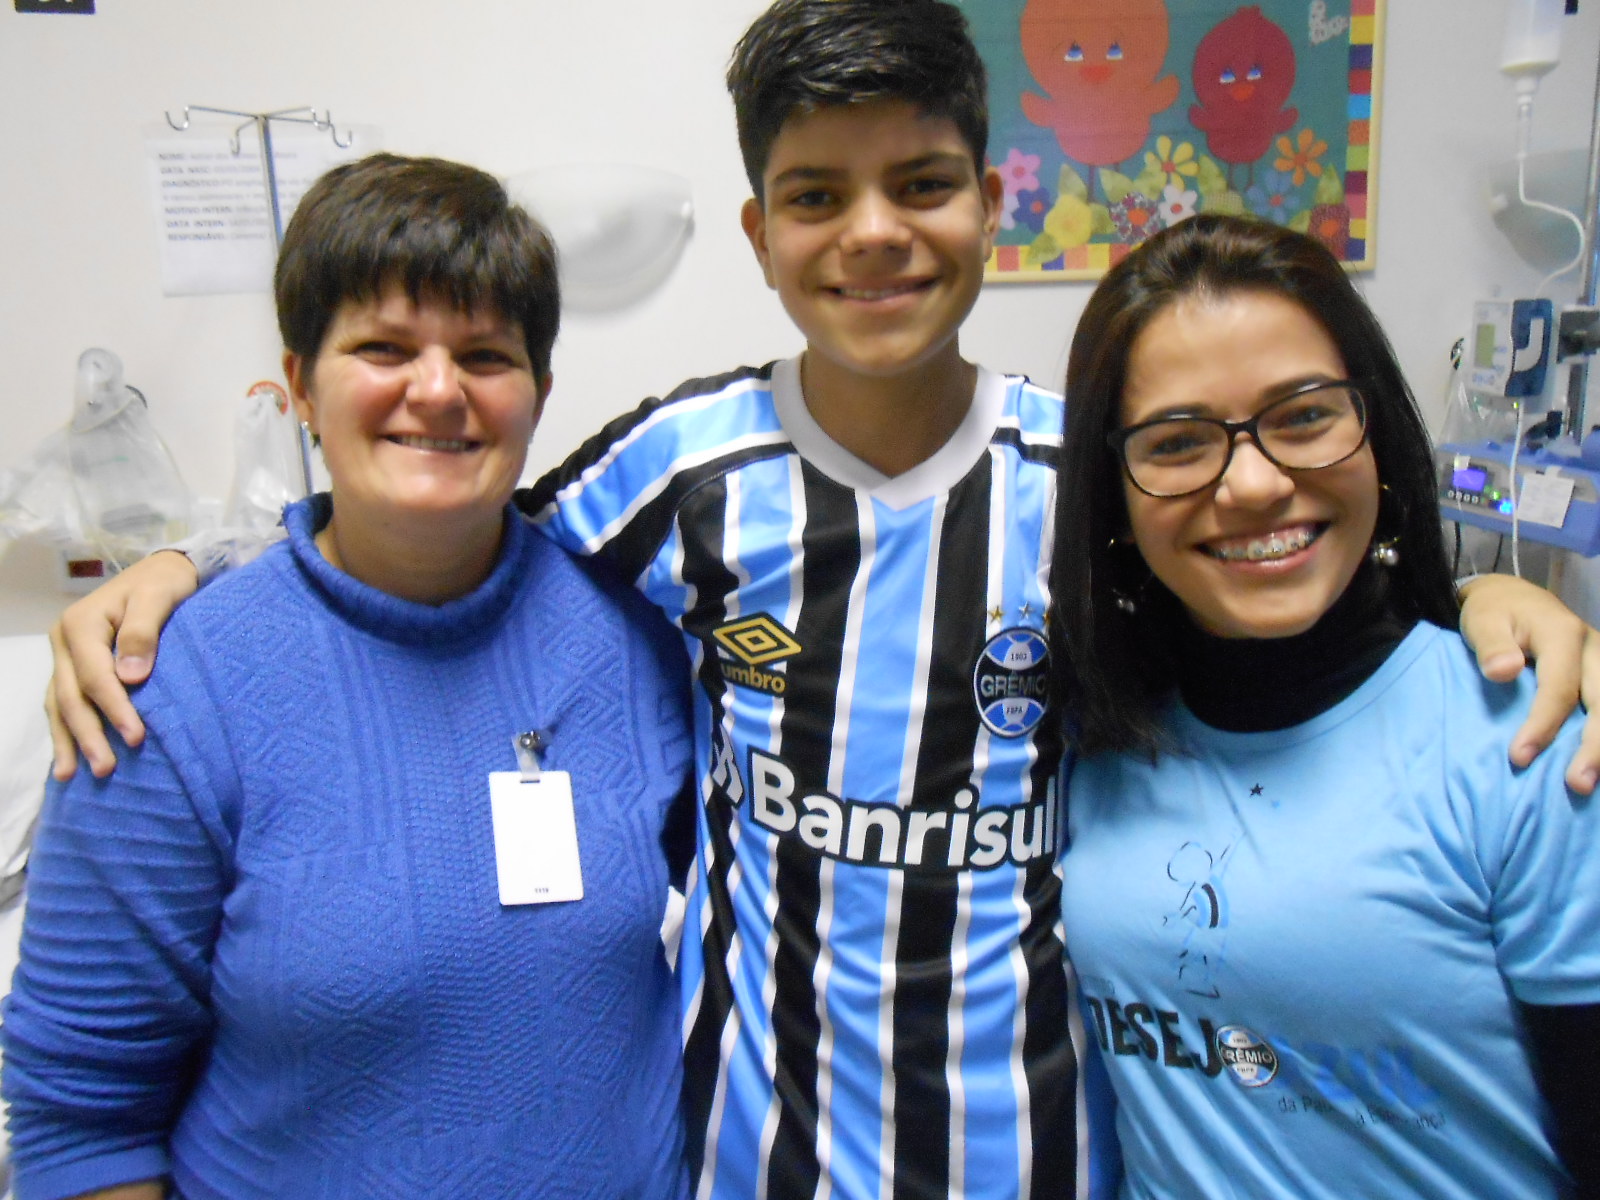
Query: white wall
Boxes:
[{"xmin": 3, "ymin": 0, "xmax": 1599, "ymax": 635}]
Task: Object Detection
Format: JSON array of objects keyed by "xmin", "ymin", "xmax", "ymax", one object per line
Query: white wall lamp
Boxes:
[{"xmin": 506, "ymin": 164, "xmax": 695, "ymax": 313}]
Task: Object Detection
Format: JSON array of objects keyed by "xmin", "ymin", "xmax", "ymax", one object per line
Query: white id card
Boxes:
[{"xmin": 488, "ymin": 771, "xmax": 583, "ymax": 905}]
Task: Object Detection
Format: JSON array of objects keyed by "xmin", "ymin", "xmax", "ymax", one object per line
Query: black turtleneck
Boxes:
[
  {"xmin": 1169, "ymin": 562, "xmax": 1599, "ymax": 1194},
  {"xmin": 1173, "ymin": 561, "xmax": 1412, "ymax": 733}
]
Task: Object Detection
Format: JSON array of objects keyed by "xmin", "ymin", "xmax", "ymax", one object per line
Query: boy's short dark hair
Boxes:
[
  {"xmin": 726, "ymin": 0, "xmax": 989, "ymax": 200},
  {"xmin": 275, "ymin": 153, "xmax": 560, "ymax": 379}
]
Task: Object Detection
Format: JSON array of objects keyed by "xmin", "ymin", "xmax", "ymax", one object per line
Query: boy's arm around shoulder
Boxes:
[
  {"xmin": 48, "ymin": 551, "xmax": 200, "ymax": 781},
  {"xmin": 1435, "ymin": 636, "xmax": 1600, "ymax": 1004},
  {"xmin": 1456, "ymin": 572, "xmax": 1600, "ymax": 794},
  {"xmin": 47, "ymin": 526, "xmax": 282, "ymax": 782}
]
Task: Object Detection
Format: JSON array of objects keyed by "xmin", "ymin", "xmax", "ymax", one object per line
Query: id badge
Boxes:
[{"xmin": 488, "ymin": 770, "xmax": 583, "ymax": 905}]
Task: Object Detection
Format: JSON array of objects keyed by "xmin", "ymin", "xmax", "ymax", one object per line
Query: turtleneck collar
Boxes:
[
  {"xmin": 283, "ymin": 493, "xmax": 534, "ymax": 648},
  {"xmin": 1173, "ymin": 562, "xmax": 1415, "ymax": 733}
]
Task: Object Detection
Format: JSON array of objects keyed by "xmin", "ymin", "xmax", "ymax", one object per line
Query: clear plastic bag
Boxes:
[
  {"xmin": 0, "ymin": 349, "xmax": 193, "ymax": 578},
  {"xmin": 65, "ymin": 349, "xmax": 193, "ymax": 570},
  {"xmin": 225, "ymin": 380, "xmax": 304, "ymax": 536},
  {"xmin": 0, "ymin": 427, "xmax": 83, "ymax": 546}
]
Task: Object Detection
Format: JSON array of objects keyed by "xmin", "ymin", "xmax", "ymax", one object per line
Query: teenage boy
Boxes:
[
  {"xmin": 44, "ymin": 1, "xmax": 1600, "ymax": 1197},
  {"xmin": 529, "ymin": 8, "xmax": 1094, "ymax": 1196}
]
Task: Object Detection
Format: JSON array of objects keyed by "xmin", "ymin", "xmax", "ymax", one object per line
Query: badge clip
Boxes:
[{"xmin": 513, "ymin": 730, "xmax": 548, "ymax": 782}]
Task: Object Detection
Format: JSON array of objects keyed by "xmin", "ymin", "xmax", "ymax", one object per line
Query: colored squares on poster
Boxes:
[{"xmin": 979, "ymin": 0, "xmax": 1382, "ymax": 280}]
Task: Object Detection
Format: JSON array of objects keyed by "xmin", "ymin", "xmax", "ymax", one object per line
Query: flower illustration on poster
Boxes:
[{"xmin": 970, "ymin": 0, "xmax": 1382, "ymax": 280}]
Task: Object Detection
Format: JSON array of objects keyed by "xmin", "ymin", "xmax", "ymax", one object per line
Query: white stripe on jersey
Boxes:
[
  {"xmin": 878, "ymin": 868, "xmax": 906, "ymax": 1200},
  {"xmin": 946, "ymin": 869, "xmax": 976, "ymax": 1200},
  {"xmin": 815, "ymin": 856, "xmax": 840, "ymax": 1200},
  {"xmin": 755, "ymin": 872, "xmax": 782, "ymax": 1200},
  {"xmin": 1067, "ymin": 923, "xmax": 1094, "ymax": 1200},
  {"xmin": 1010, "ymin": 870, "xmax": 1034, "ymax": 1198}
]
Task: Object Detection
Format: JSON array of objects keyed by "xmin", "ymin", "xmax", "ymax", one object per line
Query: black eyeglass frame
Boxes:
[{"xmin": 1105, "ymin": 379, "xmax": 1371, "ymax": 499}]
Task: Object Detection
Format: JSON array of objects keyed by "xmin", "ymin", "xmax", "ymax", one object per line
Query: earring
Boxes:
[
  {"xmin": 1368, "ymin": 483, "xmax": 1400, "ymax": 567},
  {"xmin": 299, "ymin": 420, "xmax": 312, "ymax": 434},
  {"xmin": 1107, "ymin": 534, "xmax": 1149, "ymax": 614}
]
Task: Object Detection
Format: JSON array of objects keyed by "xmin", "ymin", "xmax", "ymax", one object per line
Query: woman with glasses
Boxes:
[{"xmin": 1051, "ymin": 214, "xmax": 1599, "ymax": 1198}]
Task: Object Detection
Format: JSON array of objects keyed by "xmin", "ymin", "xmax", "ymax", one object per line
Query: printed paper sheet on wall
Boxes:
[{"xmin": 971, "ymin": 0, "xmax": 1382, "ymax": 280}]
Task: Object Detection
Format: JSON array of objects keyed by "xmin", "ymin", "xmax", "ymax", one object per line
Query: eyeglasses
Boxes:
[{"xmin": 1107, "ymin": 381, "xmax": 1370, "ymax": 499}]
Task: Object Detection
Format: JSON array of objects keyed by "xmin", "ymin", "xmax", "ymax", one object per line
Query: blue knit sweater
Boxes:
[{"xmin": 3, "ymin": 497, "xmax": 694, "ymax": 1200}]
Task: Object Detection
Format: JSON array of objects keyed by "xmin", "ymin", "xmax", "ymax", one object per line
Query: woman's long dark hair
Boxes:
[{"xmin": 1050, "ymin": 214, "xmax": 1460, "ymax": 758}]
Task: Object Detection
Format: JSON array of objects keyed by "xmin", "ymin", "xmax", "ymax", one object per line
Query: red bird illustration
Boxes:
[
  {"xmin": 1020, "ymin": 0, "xmax": 1181, "ymax": 193},
  {"xmin": 1189, "ymin": 6, "xmax": 1298, "ymax": 188}
]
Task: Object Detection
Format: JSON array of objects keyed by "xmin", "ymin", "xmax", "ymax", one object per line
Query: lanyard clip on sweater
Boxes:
[{"xmin": 514, "ymin": 730, "xmax": 548, "ymax": 782}]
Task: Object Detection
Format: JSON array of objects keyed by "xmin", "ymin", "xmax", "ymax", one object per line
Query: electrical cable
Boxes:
[
  {"xmin": 1515, "ymin": 97, "xmax": 1589, "ymax": 297},
  {"xmin": 1508, "ymin": 399, "xmax": 1527, "ymax": 577}
]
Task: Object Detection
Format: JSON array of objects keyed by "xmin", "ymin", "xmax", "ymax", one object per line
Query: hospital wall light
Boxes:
[{"xmin": 506, "ymin": 164, "xmax": 695, "ymax": 313}]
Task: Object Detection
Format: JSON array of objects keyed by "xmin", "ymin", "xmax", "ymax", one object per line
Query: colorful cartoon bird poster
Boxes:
[{"xmin": 968, "ymin": 0, "xmax": 1382, "ymax": 280}]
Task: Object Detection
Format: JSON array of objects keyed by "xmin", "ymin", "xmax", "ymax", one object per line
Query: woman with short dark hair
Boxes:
[{"xmin": 3, "ymin": 154, "xmax": 693, "ymax": 1200}]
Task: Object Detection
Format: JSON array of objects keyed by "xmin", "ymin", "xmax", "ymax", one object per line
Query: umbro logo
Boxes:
[
  {"xmin": 714, "ymin": 615, "xmax": 802, "ymax": 666},
  {"xmin": 713, "ymin": 615, "xmax": 801, "ymax": 695}
]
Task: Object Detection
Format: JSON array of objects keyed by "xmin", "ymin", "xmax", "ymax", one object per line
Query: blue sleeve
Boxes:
[
  {"xmin": 2, "ymin": 712, "xmax": 231, "ymax": 1200},
  {"xmin": 514, "ymin": 368, "xmax": 780, "ymax": 587},
  {"xmin": 1468, "ymin": 697, "xmax": 1600, "ymax": 1007}
]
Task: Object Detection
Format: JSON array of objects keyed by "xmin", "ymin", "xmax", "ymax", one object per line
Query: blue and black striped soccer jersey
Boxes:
[{"xmin": 520, "ymin": 358, "xmax": 1111, "ymax": 1199}]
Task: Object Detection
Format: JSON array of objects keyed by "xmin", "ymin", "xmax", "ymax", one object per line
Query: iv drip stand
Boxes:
[{"xmin": 162, "ymin": 105, "xmax": 355, "ymax": 497}]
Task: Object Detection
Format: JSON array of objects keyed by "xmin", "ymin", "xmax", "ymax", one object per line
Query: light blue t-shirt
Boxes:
[{"xmin": 1061, "ymin": 622, "xmax": 1600, "ymax": 1199}]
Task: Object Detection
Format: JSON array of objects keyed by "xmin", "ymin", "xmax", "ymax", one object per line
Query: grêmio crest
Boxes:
[{"xmin": 973, "ymin": 626, "xmax": 1050, "ymax": 737}]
